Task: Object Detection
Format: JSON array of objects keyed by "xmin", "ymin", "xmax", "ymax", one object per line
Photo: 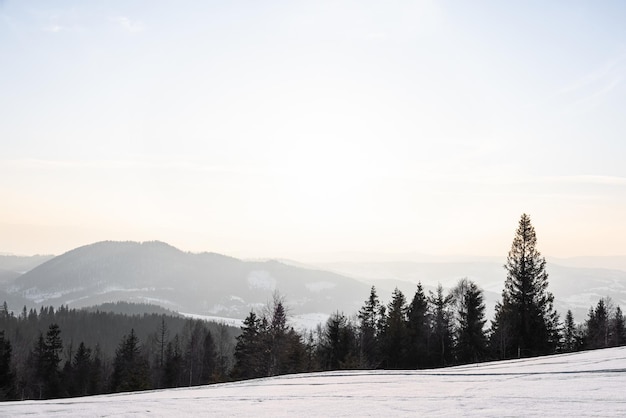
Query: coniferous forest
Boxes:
[{"xmin": 1, "ymin": 214, "xmax": 625, "ymax": 401}]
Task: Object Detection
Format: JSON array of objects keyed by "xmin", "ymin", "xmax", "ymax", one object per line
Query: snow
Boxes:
[
  {"xmin": 178, "ymin": 312, "xmax": 244, "ymax": 328},
  {"xmin": 305, "ymin": 281, "xmax": 337, "ymax": 292},
  {"xmin": 20, "ymin": 286, "xmax": 85, "ymax": 303},
  {"xmin": 4, "ymin": 347, "xmax": 626, "ymax": 417},
  {"xmin": 291, "ymin": 312, "xmax": 329, "ymax": 330},
  {"xmin": 247, "ymin": 270, "xmax": 277, "ymax": 291}
]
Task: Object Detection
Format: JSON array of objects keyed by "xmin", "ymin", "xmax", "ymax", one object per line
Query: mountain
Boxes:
[
  {"xmin": 3, "ymin": 241, "xmax": 626, "ymax": 325},
  {"xmin": 0, "ymin": 254, "xmax": 54, "ymax": 275},
  {"xmin": 3, "ymin": 241, "xmax": 372, "ymax": 319},
  {"xmin": 4, "ymin": 346, "xmax": 626, "ymax": 416}
]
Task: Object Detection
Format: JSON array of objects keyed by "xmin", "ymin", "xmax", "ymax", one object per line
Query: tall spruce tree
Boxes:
[
  {"xmin": 357, "ymin": 286, "xmax": 384, "ymax": 368},
  {"xmin": 490, "ymin": 214, "xmax": 559, "ymax": 358},
  {"xmin": 267, "ymin": 299, "xmax": 288, "ymax": 376}
]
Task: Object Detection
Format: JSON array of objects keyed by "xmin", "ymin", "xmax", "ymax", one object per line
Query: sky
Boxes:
[{"xmin": 1, "ymin": 1, "xmax": 626, "ymax": 260}]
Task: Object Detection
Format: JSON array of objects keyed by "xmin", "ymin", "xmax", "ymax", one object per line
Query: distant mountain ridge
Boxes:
[
  {"xmin": 2, "ymin": 241, "xmax": 626, "ymax": 324},
  {"xmin": 2, "ymin": 241, "xmax": 373, "ymax": 319}
]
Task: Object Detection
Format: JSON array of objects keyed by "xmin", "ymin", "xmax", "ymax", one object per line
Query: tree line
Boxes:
[
  {"xmin": 230, "ymin": 214, "xmax": 626, "ymax": 377},
  {"xmin": 0, "ymin": 303, "xmax": 237, "ymax": 400},
  {"xmin": 1, "ymin": 214, "xmax": 626, "ymax": 401}
]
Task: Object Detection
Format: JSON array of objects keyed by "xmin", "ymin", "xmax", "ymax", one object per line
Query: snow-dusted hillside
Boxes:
[
  {"xmin": 4, "ymin": 347, "xmax": 626, "ymax": 417},
  {"xmin": 4, "ymin": 241, "xmax": 372, "ymax": 318}
]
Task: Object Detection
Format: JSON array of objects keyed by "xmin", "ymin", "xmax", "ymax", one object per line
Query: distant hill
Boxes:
[
  {"xmin": 3, "ymin": 241, "xmax": 372, "ymax": 319},
  {"xmin": 2, "ymin": 241, "xmax": 625, "ymax": 324},
  {"xmin": 0, "ymin": 254, "xmax": 54, "ymax": 275}
]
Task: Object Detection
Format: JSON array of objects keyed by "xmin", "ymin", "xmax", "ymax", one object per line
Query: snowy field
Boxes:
[{"xmin": 4, "ymin": 347, "xmax": 626, "ymax": 417}]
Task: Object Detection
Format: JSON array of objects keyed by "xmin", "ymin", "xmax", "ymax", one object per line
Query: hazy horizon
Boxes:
[
  {"xmin": 5, "ymin": 240, "xmax": 626, "ymax": 269},
  {"xmin": 2, "ymin": 1, "xmax": 626, "ymax": 259}
]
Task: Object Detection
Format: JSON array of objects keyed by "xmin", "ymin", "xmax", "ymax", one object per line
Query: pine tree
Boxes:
[
  {"xmin": 183, "ymin": 321, "xmax": 206, "ymax": 386},
  {"xmin": 490, "ymin": 214, "xmax": 559, "ymax": 358},
  {"xmin": 318, "ymin": 311, "xmax": 356, "ymax": 370},
  {"xmin": 611, "ymin": 306, "xmax": 626, "ymax": 347},
  {"xmin": 382, "ymin": 288, "xmax": 408, "ymax": 369},
  {"xmin": 89, "ymin": 344, "xmax": 104, "ymax": 395},
  {"xmin": 232, "ymin": 311, "xmax": 262, "ymax": 379},
  {"xmin": 453, "ymin": 279, "xmax": 487, "ymax": 364},
  {"xmin": 0, "ymin": 330, "xmax": 15, "ymax": 400},
  {"xmin": 156, "ymin": 316, "xmax": 169, "ymax": 369},
  {"xmin": 0, "ymin": 301, "xmax": 9, "ymax": 318},
  {"xmin": 428, "ymin": 284, "xmax": 453, "ymax": 367},
  {"xmin": 406, "ymin": 283, "xmax": 430, "ymax": 368},
  {"xmin": 357, "ymin": 286, "xmax": 384, "ymax": 368},
  {"xmin": 70, "ymin": 342, "xmax": 93, "ymax": 396},
  {"xmin": 42, "ymin": 324, "xmax": 64, "ymax": 398},
  {"xmin": 163, "ymin": 335, "xmax": 184, "ymax": 387},
  {"xmin": 111, "ymin": 329, "xmax": 151, "ymax": 392},
  {"xmin": 268, "ymin": 299, "xmax": 288, "ymax": 376},
  {"xmin": 586, "ymin": 298, "xmax": 609, "ymax": 349},
  {"xmin": 201, "ymin": 331, "xmax": 216, "ymax": 383},
  {"xmin": 562, "ymin": 310, "xmax": 578, "ymax": 352},
  {"xmin": 282, "ymin": 328, "xmax": 308, "ymax": 374}
]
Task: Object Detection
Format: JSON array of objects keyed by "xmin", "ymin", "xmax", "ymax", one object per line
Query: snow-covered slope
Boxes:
[{"xmin": 4, "ymin": 347, "xmax": 626, "ymax": 417}]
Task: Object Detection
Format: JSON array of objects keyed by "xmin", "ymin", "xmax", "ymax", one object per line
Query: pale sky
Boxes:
[{"xmin": 1, "ymin": 1, "xmax": 626, "ymax": 259}]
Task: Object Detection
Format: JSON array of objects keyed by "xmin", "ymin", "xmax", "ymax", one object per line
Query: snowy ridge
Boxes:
[{"xmin": 4, "ymin": 347, "xmax": 626, "ymax": 417}]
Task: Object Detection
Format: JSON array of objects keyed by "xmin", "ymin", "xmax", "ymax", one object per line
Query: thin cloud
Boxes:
[
  {"xmin": 557, "ymin": 53, "xmax": 626, "ymax": 111},
  {"xmin": 2, "ymin": 158, "xmax": 264, "ymax": 177},
  {"xmin": 42, "ymin": 24, "xmax": 63, "ymax": 33},
  {"xmin": 112, "ymin": 16, "xmax": 144, "ymax": 33}
]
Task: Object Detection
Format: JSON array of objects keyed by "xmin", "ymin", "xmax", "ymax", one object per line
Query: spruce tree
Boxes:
[
  {"xmin": 382, "ymin": 288, "xmax": 408, "ymax": 369},
  {"xmin": 490, "ymin": 214, "xmax": 559, "ymax": 358},
  {"xmin": 70, "ymin": 342, "xmax": 93, "ymax": 396},
  {"xmin": 163, "ymin": 335, "xmax": 184, "ymax": 387},
  {"xmin": 453, "ymin": 279, "xmax": 487, "ymax": 364},
  {"xmin": 268, "ymin": 300, "xmax": 288, "ymax": 376},
  {"xmin": 201, "ymin": 331, "xmax": 216, "ymax": 383},
  {"xmin": 318, "ymin": 311, "xmax": 356, "ymax": 370},
  {"xmin": 611, "ymin": 306, "xmax": 626, "ymax": 347},
  {"xmin": 406, "ymin": 283, "xmax": 430, "ymax": 368},
  {"xmin": 428, "ymin": 284, "xmax": 453, "ymax": 367},
  {"xmin": 111, "ymin": 329, "xmax": 151, "ymax": 392},
  {"xmin": 42, "ymin": 324, "xmax": 64, "ymax": 398},
  {"xmin": 0, "ymin": 330, "xmax": 15, "ymax": 400},
  {"xmin": 357, "ymin": 286, "xmax": 384, "ymax": 368},
  {"xmin": 586, "ymin": 298, "xmax": 609, "ymax": 349},
  {"xmin": 232, "ymin": 311, "xmax": 262, "ymax": 379},
  {"xmin": 562, "ymin": 310, "xmax": 578, "ymax": 352}
]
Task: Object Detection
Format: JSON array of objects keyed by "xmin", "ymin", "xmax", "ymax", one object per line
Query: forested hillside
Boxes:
[{"xmin": 0, "ymin": 302, "xmax": 238, "ymax": 400}]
